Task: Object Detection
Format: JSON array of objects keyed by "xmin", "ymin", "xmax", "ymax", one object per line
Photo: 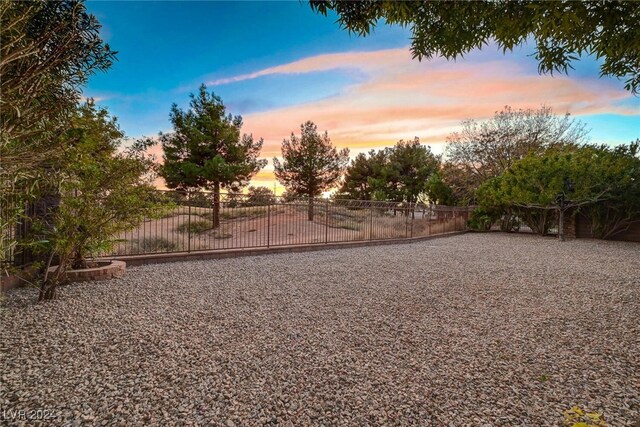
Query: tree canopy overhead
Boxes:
[{"xmin": 309, "ymin": 1, "xmax": 640, "ymax": 94}]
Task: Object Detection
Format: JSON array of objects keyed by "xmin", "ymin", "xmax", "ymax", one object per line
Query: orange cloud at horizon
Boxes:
[{"xmin": 154, "ymin": 48, "xmax": 636, "ymax": 192}]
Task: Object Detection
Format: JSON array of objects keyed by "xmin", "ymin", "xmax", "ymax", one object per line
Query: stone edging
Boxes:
[
  {"xmin": 104, "ymin": 231, "xmax": 467, "ymax": 267},
  {"xmin": 47, "ymin": 260, "xmax": 127, "ymax": 283}
]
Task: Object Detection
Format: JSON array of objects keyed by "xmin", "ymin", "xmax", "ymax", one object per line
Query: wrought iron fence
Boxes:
[
  {"xmin": 488, "ymin": 211, "xmax": 559, "ymax": 235},
  {"xmin": 110, "ymin": 191, "xmax": 472, "ymax": 257},
  {"xmin": 1, "ymin": 191, "xmax": 471, "ymax": 265},
  {"xmin": 1, "ymin": 196, "xmax": 40, "ymax": 268}
]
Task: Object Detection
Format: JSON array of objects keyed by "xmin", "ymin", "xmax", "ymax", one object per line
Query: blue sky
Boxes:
[
  {"xmin": 85, "ymin": 1, "xmax": 639, "ymax": 185},
  {"xmin": 86, "ymin": 1, "xmax": 409, "ymax": 135}
]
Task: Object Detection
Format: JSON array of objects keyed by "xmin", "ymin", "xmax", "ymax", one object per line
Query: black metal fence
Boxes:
[
  {"xmin": 1, "ymin": 191, "xmax": 472, "ymax": 265},
  {"xmin": 111, "ymin": 191, "xmax": 471, "ymax": 257},
  {"xmin": 1, "ymin": 197, "xmax": 40, "ymax": 268},
  {"xmin": 488, "ymin": 211, "xmax": 559, "ymax": 235}
]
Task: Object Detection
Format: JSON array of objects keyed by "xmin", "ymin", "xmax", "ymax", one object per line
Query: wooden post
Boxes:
[{"xmin": 187, "ymin": 201, "xmax": 191, "ymax": 253}]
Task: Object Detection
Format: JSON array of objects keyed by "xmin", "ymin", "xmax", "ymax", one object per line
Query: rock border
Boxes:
[
  {"xmin": 47, "ymin": 260, "xmax": 126, "ymax": 283},
  {"xmin": 109, "ymin": 231, "xmax": 467, "ymax": 267}
]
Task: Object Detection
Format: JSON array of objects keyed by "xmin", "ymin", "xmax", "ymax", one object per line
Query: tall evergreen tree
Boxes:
[
  {"xmin": 374, "ymin": 138, "xmax": 441, "ymax": 206},
  {"xmin": 273, "ymin": 121, "xmax": 349, "ymax": 220},
  {"xmin": 337, "ymin": 150, "xmax": 387, "ymax": 200},
  {"xmin": 338, "ymin": 138, "xmax": 441, "ymax": 208},
  {"xmin": 160, "ymin": 85, "xmax": 267, "ymax": 227}
]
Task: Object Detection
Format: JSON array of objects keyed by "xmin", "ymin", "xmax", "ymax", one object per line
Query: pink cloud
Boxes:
[
  {"xmin": 237, "ymin": 52, "xmax": 633, "ymax": 147},
  {"xmin": 168, "ymin": 48, "xmax": 639, "ymax": 191},
  {"xmin": 207, "ymin": 48, "xmax": 412, "ymax": 86}
]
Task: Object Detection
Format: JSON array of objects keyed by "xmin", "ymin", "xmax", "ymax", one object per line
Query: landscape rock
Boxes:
[{"xmin": 1, "ymin": 234, "xmax": 638, "ymax": 426}]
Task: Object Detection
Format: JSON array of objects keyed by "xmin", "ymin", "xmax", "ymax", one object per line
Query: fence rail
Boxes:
[
  {"xmin": 111, "ymin": 192, "xmax": 472, "ymax": 257},
  {"xmin": 1, "ymin": 196, "xmax": 49, "ymax": 268},
  {"xmin": 2, "ymin": 191, "xmax": 472, "ymax": 266}
]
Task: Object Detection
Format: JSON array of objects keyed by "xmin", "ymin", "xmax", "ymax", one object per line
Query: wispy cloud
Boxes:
[
  {"xmin": 79, "ymin": 95, "xmax": 108, "ymax": 103},
  {"xmin": 230, "ymin": 51, "xmax": 634, "ymax": 157},
  {"xmin": 176, "ymin": 48, "xmax": 639, "ymax": 189},
  {"xmin": 207, "ymin": 48, "xmax": 410, "ymax": 86}
]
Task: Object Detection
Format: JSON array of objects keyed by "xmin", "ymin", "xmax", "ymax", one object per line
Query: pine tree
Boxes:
[
  {"xmin": 337, "ymin": 150, "xmax": 387, "ymax": 200},
  {"xmin": 160, "ymin": 85, "xmax": 267, "ymax": 227},
  {"xmin": 273, "ymin": 121, "xmax": 349, "ymax": 220}
]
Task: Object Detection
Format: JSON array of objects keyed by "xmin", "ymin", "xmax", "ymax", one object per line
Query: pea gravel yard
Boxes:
[{"xmin": 1, "ymin": 233, "xmax": 638, "ymax": 426}]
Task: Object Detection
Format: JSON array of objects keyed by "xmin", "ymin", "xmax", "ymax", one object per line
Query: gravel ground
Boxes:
[{"xmin": 1, "ymin": 233, "xmax": 638, "ymax": 426}]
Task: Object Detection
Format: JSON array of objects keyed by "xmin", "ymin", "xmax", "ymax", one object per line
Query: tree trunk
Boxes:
[
  {"xmin": 38, "ymin": 255, "xmax": 68, "ymax": 302},
  {"xmin": 38, "ymin": 280, "xmax": 56, "ymax": 301},
  {"xmin": 71, "ymin": 250, "xmax": 89, "ymax": 270},
  {"xmin": 308, "ymin": 196, "xmax": 314, "ymax": 221},
  {"xmin": 22, "ymin": 191, "xmax": 60, "ymax": 266},
  {"xmin": 212, "ymin": 182, "xmax": 221, "ymax": 228}
]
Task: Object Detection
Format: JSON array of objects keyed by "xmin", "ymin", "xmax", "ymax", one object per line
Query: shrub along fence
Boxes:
[
  {"xmin": 109, "ymin": 191, "xmax": 471, "ymax": 257},
  {"xmin": 1, "ymin": 196, "xmax": 54, "ymax": 268},
  {"xmin": 489, "ymin": 212, "xmax": 559, "ymax": 236},
  {"xmin": 2, "ymin": 192, "xmax": 471, "ymax": 266}
]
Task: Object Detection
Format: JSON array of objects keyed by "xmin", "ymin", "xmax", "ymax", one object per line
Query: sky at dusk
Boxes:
[{"xmin": 85, "ymin": 1, "xmax": 640, "ymax": 189}]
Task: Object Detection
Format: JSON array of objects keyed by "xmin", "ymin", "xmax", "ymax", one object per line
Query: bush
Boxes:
[
  {"xmin": 499, "ymin": 214, "xmax": 521, "ymax": 232},
  {"xmin": 29, "ymin": 102, "xmax": 171, "ymax": 301},
  {"xmin": 246, "ymin": 186, "xmax": 275, "ymax": 206},
  {"xmin": 220, "ymin": 207, "xmax": 267, "ymax": 220},
  {"xmin": 467, "ymin": 207, "xmax": 495, "ymax": 231},
  {"xmin": 176, "ymin": 219, "xmax": 213, "ymax": 234},
  {"xmin": 139, "ymin": 237, "xmax": 179, "ymax": 253}
]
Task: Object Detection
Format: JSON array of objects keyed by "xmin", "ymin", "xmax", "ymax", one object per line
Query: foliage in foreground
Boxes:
[
  {"xmin": 30, "ymin": 102, "xmax": 170, "ymax": 300},
  {"xmin": 563, "ymin": 406, "xmax": 606, "ymax": 427},
  {"xmin": 0, "ymin": 0, "xmax": 115, "ymax": 266}
]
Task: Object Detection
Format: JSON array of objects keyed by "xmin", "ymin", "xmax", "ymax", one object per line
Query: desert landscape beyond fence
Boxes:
[
  {"xmin": 3, "ymin": 192, "xmax": 471, "ymax": 266},
  {"xmin": 110, "ymin": 192, "xmax": 471, "ymax": 257}
]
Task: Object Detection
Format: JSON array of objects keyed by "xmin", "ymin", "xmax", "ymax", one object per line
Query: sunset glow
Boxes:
[{"xmin": 86, "ymin": 1, "xmax": 639, "ymax": 191}]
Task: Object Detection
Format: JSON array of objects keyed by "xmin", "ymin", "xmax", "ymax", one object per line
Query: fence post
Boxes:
[
  {"xmin": 410, "ymin": 203, "xmax": 414, "ymax": 238},
  {"xmin": 267, "ymin": 202, "xmax": 271, "ymax": 247},
  {"xmin": 187, "ymin": 197, "xmax": 191, "ymax": 253},
  {"xmin": 324, "ymin": 199, "xmax": 329, "ymax": 244},
  {"xmin": 369, "ymin": 205, "xmax": 373, "ymax": 240},
  {"xmin": 405, "ymin": 205, "xmax": 409, "ymax": 238},
  {"xmin": 558, "ymin": 206, "xmax": 564, "ymax": 241}
]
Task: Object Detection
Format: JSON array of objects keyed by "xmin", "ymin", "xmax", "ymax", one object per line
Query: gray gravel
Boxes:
[{"xmin": 1, "ymin": 233, "xmax": 639, "ymax": 426}]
